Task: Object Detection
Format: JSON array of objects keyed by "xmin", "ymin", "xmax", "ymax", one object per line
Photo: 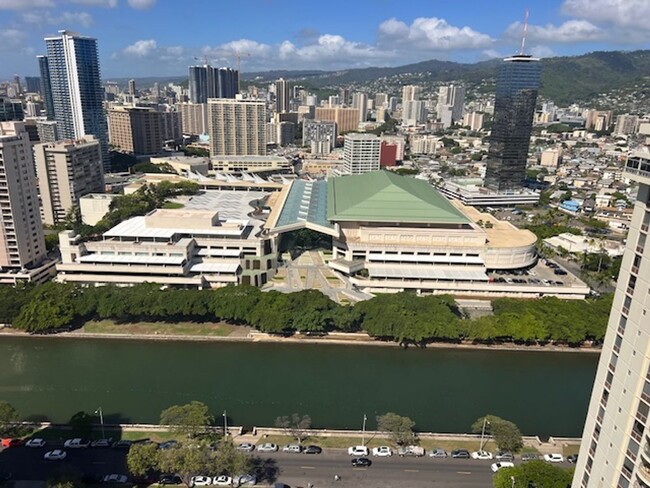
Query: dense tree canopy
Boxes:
[
  {"xmin": 472, "ymin": 415, "xmax": 523, "ymax": 452},
  {"xmin": 376, "ymin": 412, "xmax": 417, "ymax": 446},
  {"xmin": 492, "ymin": 460, "xmax": 572, "ymax": 488},
  {"xmin": 160, "ymin": 401, "xmax": 214, "ymax": 438}
]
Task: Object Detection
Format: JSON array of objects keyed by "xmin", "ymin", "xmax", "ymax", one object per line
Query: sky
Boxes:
[{"xmin": 0, "ymin": 0, "xmax": 648, "ymax": 79}]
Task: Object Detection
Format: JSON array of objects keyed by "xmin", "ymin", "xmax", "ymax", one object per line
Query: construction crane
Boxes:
[{"xmin": 233, "ymin": 51, "xmax": 250, "ymax": 92}]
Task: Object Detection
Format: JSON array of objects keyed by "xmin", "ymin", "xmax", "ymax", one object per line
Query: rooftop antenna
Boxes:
[{"xmin": 519, "ymin": 9, "xmax": 529, "ymax": 55}]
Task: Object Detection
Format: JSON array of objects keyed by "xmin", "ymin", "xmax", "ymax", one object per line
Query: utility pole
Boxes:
[
  {"xmin": 479, "ymin": 417, "xmax": 490, "ymax": 451},
  {"xmin": 362, "ymin": 414, "xmax": 367, "ymax": 446},
  {"xmin": 223, "ymin": 410, "xmax": 228, "ymax": 437},
  {"xmin": 234, "ymin": 51, "xmax": 250, "ymax": 93},
  {"xmin": 94, "ymin": 407, "xmax": 105, "ymax": 439}
]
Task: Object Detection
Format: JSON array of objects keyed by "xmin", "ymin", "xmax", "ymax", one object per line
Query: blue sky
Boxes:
[{"xmin": 0, "ymin": 0, "xmax": 648, "ymax": 79}]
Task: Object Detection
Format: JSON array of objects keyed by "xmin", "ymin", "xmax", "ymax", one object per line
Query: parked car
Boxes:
[
  {"xmin": 236, "ymin": 443, "xmax": 255, "ymax": 452},
  {"xmin": 371, "ymin": 446, "xmax": 393, "ymax": 457},
  {"xmin": 567, "ymin": 454, "xmax": 578, "ymax": 464},
  {"xmin": 25, "ymin": 438, "xmax": 46, "ymax": 448},
  {"xmin": 398, "ymin": 445, "xmax": 425, "ymax": 457},
  {"xmin": 112, "ymin": 440, "xmax": 132, "ymax": 449},
  {"xmin": 282, "ymin": 444, "xmax": 302, "ymax": 453},
  {"xmin": 189, "ymin": 476, "xmax": 212, "ymax": 487},
  {"xmin": 256, "ymin": 443, "xmax": 278, "ymax": 453},
  {"xmin": 90, "ymin": 438, "xmax": 112, "ymax": 448},
  {"xmin": 103, "ymin": 474, "xmax": 128, "ymax": 484},
  {"xmin": 214, "ymin": 475, "xmax": 233, "ymax": 486},
  {"xmin": 64, "ymin": 438, "xmax": 90, "ymax": 449},
  {"xmin": 159, "ymin": 474, "xmax": 183, "ymax": 485},
  {"xmin": 1, "ymin": 438, "xmax": 21, "ymax": 448},
  {"xmin": 543, "ymin": 453, "xmax": 564, "ymax": 463},
  {"xmin": 348, "ymin": 445, "xmax": 369, "ymax": 456},
  {"xmin": 351, "ymin": 457, "xmax": 372, "ymax": 467},
  {"xmin": 521, "ymin": 453, "xmax": 539, "ymax": 462},
  {"xmin": 491, "ymin": 461, "xmax": 515, "ymax": 472},
  {"xmin": 429, "ymin": 448, "xmax": 448, "ymax": 458},
  {"xmin": 234, "ymin": 474, "xmax": 257, "ymax": 486},
  {"xmin": 451, "ymin": 449, "xmax": 470, "ymax": 459},
  {"xmin": 44, "ymin": 450, "xmax": 67, "ymax": 461},
  {"xmin": 495, "ymin": 451, "xmax": 514, "ymax": 462},
  {"xmin": 158, "ymin": 440, "xmax": 178, "ymax": 450},
  {"xmin": 471, "ymin": 450, "xmax": 493, "ymax": 460},
  {"xmin": 303, "ymin": 445, "xmax": 322, "ymax": 454}
]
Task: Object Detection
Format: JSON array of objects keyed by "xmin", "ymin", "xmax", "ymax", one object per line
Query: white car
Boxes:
[
  {"xmin": 234, "ymin": 474, "xmax": 257, "ymax": 486},
  {"xmin": 544, "ymin": 453, "xmax": 564, "ymax": 463},
  {"xmin": 189, "ymin": 476, "xmax": 212, "ymax": 487},
  {"xmin": 471, "ymin": 450, "xmax": 494, "ymax": 460},
  {"xmin": 236, "ymin": 443, "xmax": 255, "ymax": 452},
  {"xmin": 348, "ymin": 445, "xmax": 369, "ymax": 456},
  {"xmin": 64, "ymin": 438, "xmax": 90, "ymax": 448},
  {"xmin": 103, "ymin": 474, "xmax": 128, "ymax": 484},
  {"xmin": 491, "ymin": 461, "xmax": 515, "ymax": 472},
  {"xmin": 214, "ymin": 475, "xmax": 233, "ymax": 486},
  {"xmin": 282, "ymin": 444, "xmax": 302, "ymax": 453},
  {"xmin": 44, "ymin": 449, "xmax": 67, "ymax": 461},
  {"xmin": 25, "ymin": 438, "xmax": 46, "ymax": 448},
  {"xmin": 256, "ymin": 443, "xmax": 278, "ymax": 453},
  {"xmin": 371, "ymin": 446, "xmax": 393, "ymax": 457},
  {"xmin": 90, "ymin": 438, "xmax": 112, "ymax": 448}
]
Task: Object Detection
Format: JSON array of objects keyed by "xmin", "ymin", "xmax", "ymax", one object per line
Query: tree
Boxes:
[
  {"xmin": 158, "ymin": 442, "xmax": 213, "ymax": 487},
  {"xmin": 376, "ymin": 413, "xmax": 416, "ymax": 446},
  {"xmin": 68, "ymin": 411, "xmax": 94, "ymax": 438},
  {"xmin": 492, "ymin": 460, "xmax": 572, "ymax": 488},
  {"xmin": 0, "ymin": 401, "xmax": 20, "ymax": 437},
  {"xmin": 211, "ymin": 438, "xmax": 252, "ymax": 476},
  {"xmin": 275, "ymin": 414, "xmax": 312, "ymax": 444},
  {"xmin": 160, "ymin": 401, "xmax": 214, "ymax": 438},
  {"xmin": 471, "ymin": 415, "xmax": 523, "ymax": 452},
  {"xmin": 13, "ymin": 282, "xmax": 76, "ymax": 332},
  {"xmin": 127, "ymin": 442, "xmax": 160, "ymax": 477}
]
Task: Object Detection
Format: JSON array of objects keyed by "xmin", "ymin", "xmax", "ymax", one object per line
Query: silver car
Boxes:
[{"xmin": 429, "ymin": 448, "xmax": 448, "ymax": 458}]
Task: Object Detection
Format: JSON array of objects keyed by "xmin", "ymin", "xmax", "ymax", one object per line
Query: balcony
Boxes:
[
  {"xmin": 641, "ymin": 443, "xmax": 650, "ymax": 464},
  {"xmin": 637, "ymin": 462, "xmax": 650, "ymax": 486}
]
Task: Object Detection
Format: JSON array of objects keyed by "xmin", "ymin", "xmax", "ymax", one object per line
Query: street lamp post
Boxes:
[
  {"xmin": 223, "ymin": 410, "xmax": 228, "ymax": 437},
  {"xmin": 479, "ymin": 417, "xmax": 490, "ymax": 451},
  {"xmin": 362, "ymin": 414, "xmax": 367, "ymax": 446},
  {"xmin": 94, "ymin": 407, "xmax": 105, "ymax": 439}
]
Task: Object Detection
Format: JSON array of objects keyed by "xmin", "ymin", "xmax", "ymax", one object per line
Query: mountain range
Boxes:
[{"xmin": 115, "ymin": 49, "xmax": 650, "ymax": 106}]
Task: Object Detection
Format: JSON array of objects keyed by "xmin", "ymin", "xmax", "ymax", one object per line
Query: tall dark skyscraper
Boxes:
[
  {"xmin": 37, "ymin": 55, "xmax": 55, "ymax": 121},
  {"xmin": 484, "ymin": 54, "xmax": 541, "ymax": 191},
  {"xmin": 43, "ymin": 30, "xmax": 109, "ymax": 169},
  {"xmin": 188, "ymin": 65, "xmax": 238, "ymax": 103}
]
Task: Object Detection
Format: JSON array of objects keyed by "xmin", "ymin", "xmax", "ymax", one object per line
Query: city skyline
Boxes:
[{"xmin": 0, "ymin": 0, "xmax": 648, "ymax": 78}]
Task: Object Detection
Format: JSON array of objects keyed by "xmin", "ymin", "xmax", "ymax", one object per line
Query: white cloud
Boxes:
[
  {"xmin": 506, "ymin": 20, "xmax": 603, "ymax": 43},
  {"xmin": 0, "ymin": 0, "xmax": 54, "ymax": 9},
  {"xmin": 0, "ymin": 28, "xmax": 26, "ymax": 49},
  {"xmin": 69, "ymin": 0, "xmax": 117, "ymax": 6},
  {"xmin": 123, "ymin": 39, "xmax": 157, "ymax": 57},
  {"xmin": 530, "ymin": 45, "xmax": 556, "ymax": 58},
  {"xmin": 378, "ymin": 16, "xmax": 493, "ymax": 51},
  {"xmin": 277, "ymin": 34, "xmax": 391, "ymax": 66},
  {"xmin": 562, "ymin": 0, "xmax": 650, "ymax": 30},
  {"xmin": 22, "ymin": 10, "xmax": 93, "ymax": 27},
  {"xmin": 127, "ymin": 0, "xmax": 155, "ymax": 9}
]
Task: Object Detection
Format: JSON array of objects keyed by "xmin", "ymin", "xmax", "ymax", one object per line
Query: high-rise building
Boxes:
[
  {"xmin": 328, "ymin": 95, "xmax": 340, "ymax": 107},
  {"xmin": 37, "ymin": 55, "xmax": 54, "ymax": 121},
  {"xmin": 614, "ymin": 115, "xmax": 640, "ymax": 136},
  {"xmin": 437, "ymin": 84, "xmax": 465, "ymax": 125},
  {"xmin": 572, "ymin": 151, "xmax": 650, "ymax": 488},
  {"xmin": 343, "ymin": 133, "xmax": 380, "ymax": 174},
  {"xmin": 178, "ymin": 102, "xmax": 208, "ymax": 136},
  {"xmin": 339, "ymin": 87, "xmax": 350, "ymax": 106},
  {"xmin": 25, "ymin": 77, "xmax": 41, "ymax": 93},
  {"xmin": 402, "ymin": 100, "xmax": 427, "ymax": 126},
  {"xmin": 303, "ymin": 119, "xmax": 337, "ymax": 151},
  {"xmin": 43, "ymin": 30, "xmax": 109, "ymax": 168},
  {"xmin": 584, "ymin": 109, "xmax": 613, "ymax": 132},
  {"xmin": 36, "ymin": 120, "xmax": 58, "ymax": 143},
  {"xmin": 207, "ymin": 99, "xmax": 266, "ymax": 157},
  {"xmin": 0, "ymin": 122, "xmax": 47, "ymax": 270},
  {"xmin": 160, "ymin": 109, "xmax": 182, "ymax": 144},
  {"xmin": 484, "ymin": 55, "xmax": 541, "ymax": 192},
  {"xmin": 463, "ymin": 111, "xmax": 485, "ymax": 131},
  {"xmin": 314, "ymin": 107, "xmax": 360, "ymax": 133},
  {"xmin": 189, "ymin": 65, "xmax": 238, "ymax": 103},
  {"xmin": 402, "ymin": 85, "xmax": 421, "ymax": 102},
  {"xmin": 107, "ymin": 106, "xmax": 163, "ymax": 155},
  {"xmin": 276, "ymin": 78, "xmax": 291, "ymax": 114},
  {"xmin": 0, "ymin": 97, "xmax": 24, "ymax": 122},
  {"xmin": 374, "ymin": 93, "xmax": 388, "ymax": 109},
  {"xmin": 128, "ymin": 79, "xmax": 136, "ymax": 97},
  {"xmin": 34, "ymin": 136, "xmax": 104, "ymax": 225},
  {"xmin": 352, "ymin": 92, "xmax": 368, "ymax": 122}
]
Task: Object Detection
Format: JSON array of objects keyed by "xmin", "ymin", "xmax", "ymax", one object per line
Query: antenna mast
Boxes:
[{"xmin": 520, "ymin": 9, "xmax": 529, "ymax": 55}]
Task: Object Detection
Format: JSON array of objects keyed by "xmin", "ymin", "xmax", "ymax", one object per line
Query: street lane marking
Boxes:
[
  {"xmin": 404, "ymin": 469, "xmax": 419, "ymax": 472},
  {"xmin": 457, "ymin": 471, "xmax": 472, "ymax": 475},
  {"xmin": 300, "ymin": 466, "xmax": 315, "ymax": 469}
]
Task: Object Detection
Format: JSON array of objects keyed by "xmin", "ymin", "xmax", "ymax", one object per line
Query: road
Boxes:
[{"xmin": 0, "ymin": 444, "xmax": 498, "ymax": 487}]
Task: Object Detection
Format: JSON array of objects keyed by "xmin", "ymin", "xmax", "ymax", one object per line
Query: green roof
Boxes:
[{"xmin": 327, "ymin": 171, "xmax": 470, "ymax": 224}]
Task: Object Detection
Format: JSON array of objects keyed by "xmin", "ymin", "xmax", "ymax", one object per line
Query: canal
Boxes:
[{"xmin": 0, "ymin": 337, "xmax": 598, "ymax": 436}]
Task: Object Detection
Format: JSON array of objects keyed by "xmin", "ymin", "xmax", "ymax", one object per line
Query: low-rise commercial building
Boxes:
[{"xmin": 210, "ymin": 155, "xmax": 292, "ymax": 174}]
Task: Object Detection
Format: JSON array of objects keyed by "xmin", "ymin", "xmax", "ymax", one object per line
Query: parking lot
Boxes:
[{"xmin": 489, "ymin": 258, "xmax": 584, "ymax": 289}]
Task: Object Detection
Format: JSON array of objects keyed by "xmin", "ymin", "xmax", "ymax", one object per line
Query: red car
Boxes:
[{"xmin": 1, "ymin": 438, "xmax": 22, "ymax": 448}]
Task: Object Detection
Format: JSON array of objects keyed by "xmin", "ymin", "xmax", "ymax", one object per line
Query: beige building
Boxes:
[
  {"xmin": 314, "ymin": 107, "xmax": 360, "ymax": 134},
  {"xmin": 0, "ymin": 122, "xmax": 53, "ymax": 283},
  {"xmin": 572, "ymin": 151, "xmax": 650, "ymax": 487},
  {"xmin": 210, "ymin": 155, "xmax": 291, "ymax": 173},
  {"xmin": 34, "ymin": 136, "xmax": 104, "ymax": 226},
  {"xmin": 108, "ymin": 106, "xmax": 163, "ymax": 155},
  {"xmin": 402, "ymin": 85, "xmax": 421, "ymax": 102},
  {"xmin": 150, "ymin": 155, "xmax": 209, "ymax": 176},
  {"xmin": 79, "ymin": 193, "xmax": 117, "ymax": 226},
  {"xmin": 178, "ymin": 102, "xmax": 208, "ymax": 136},
  {"xmin": 540, "ymin": 147, "xmax": 562, "ymax": 168},
  {"xmin": 463, "ymin": 111, "xmax": 485, "ymax": 131},
  {"xmin": 207, "ymin": 99, "xmax": 266, "ymax": 157}
]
